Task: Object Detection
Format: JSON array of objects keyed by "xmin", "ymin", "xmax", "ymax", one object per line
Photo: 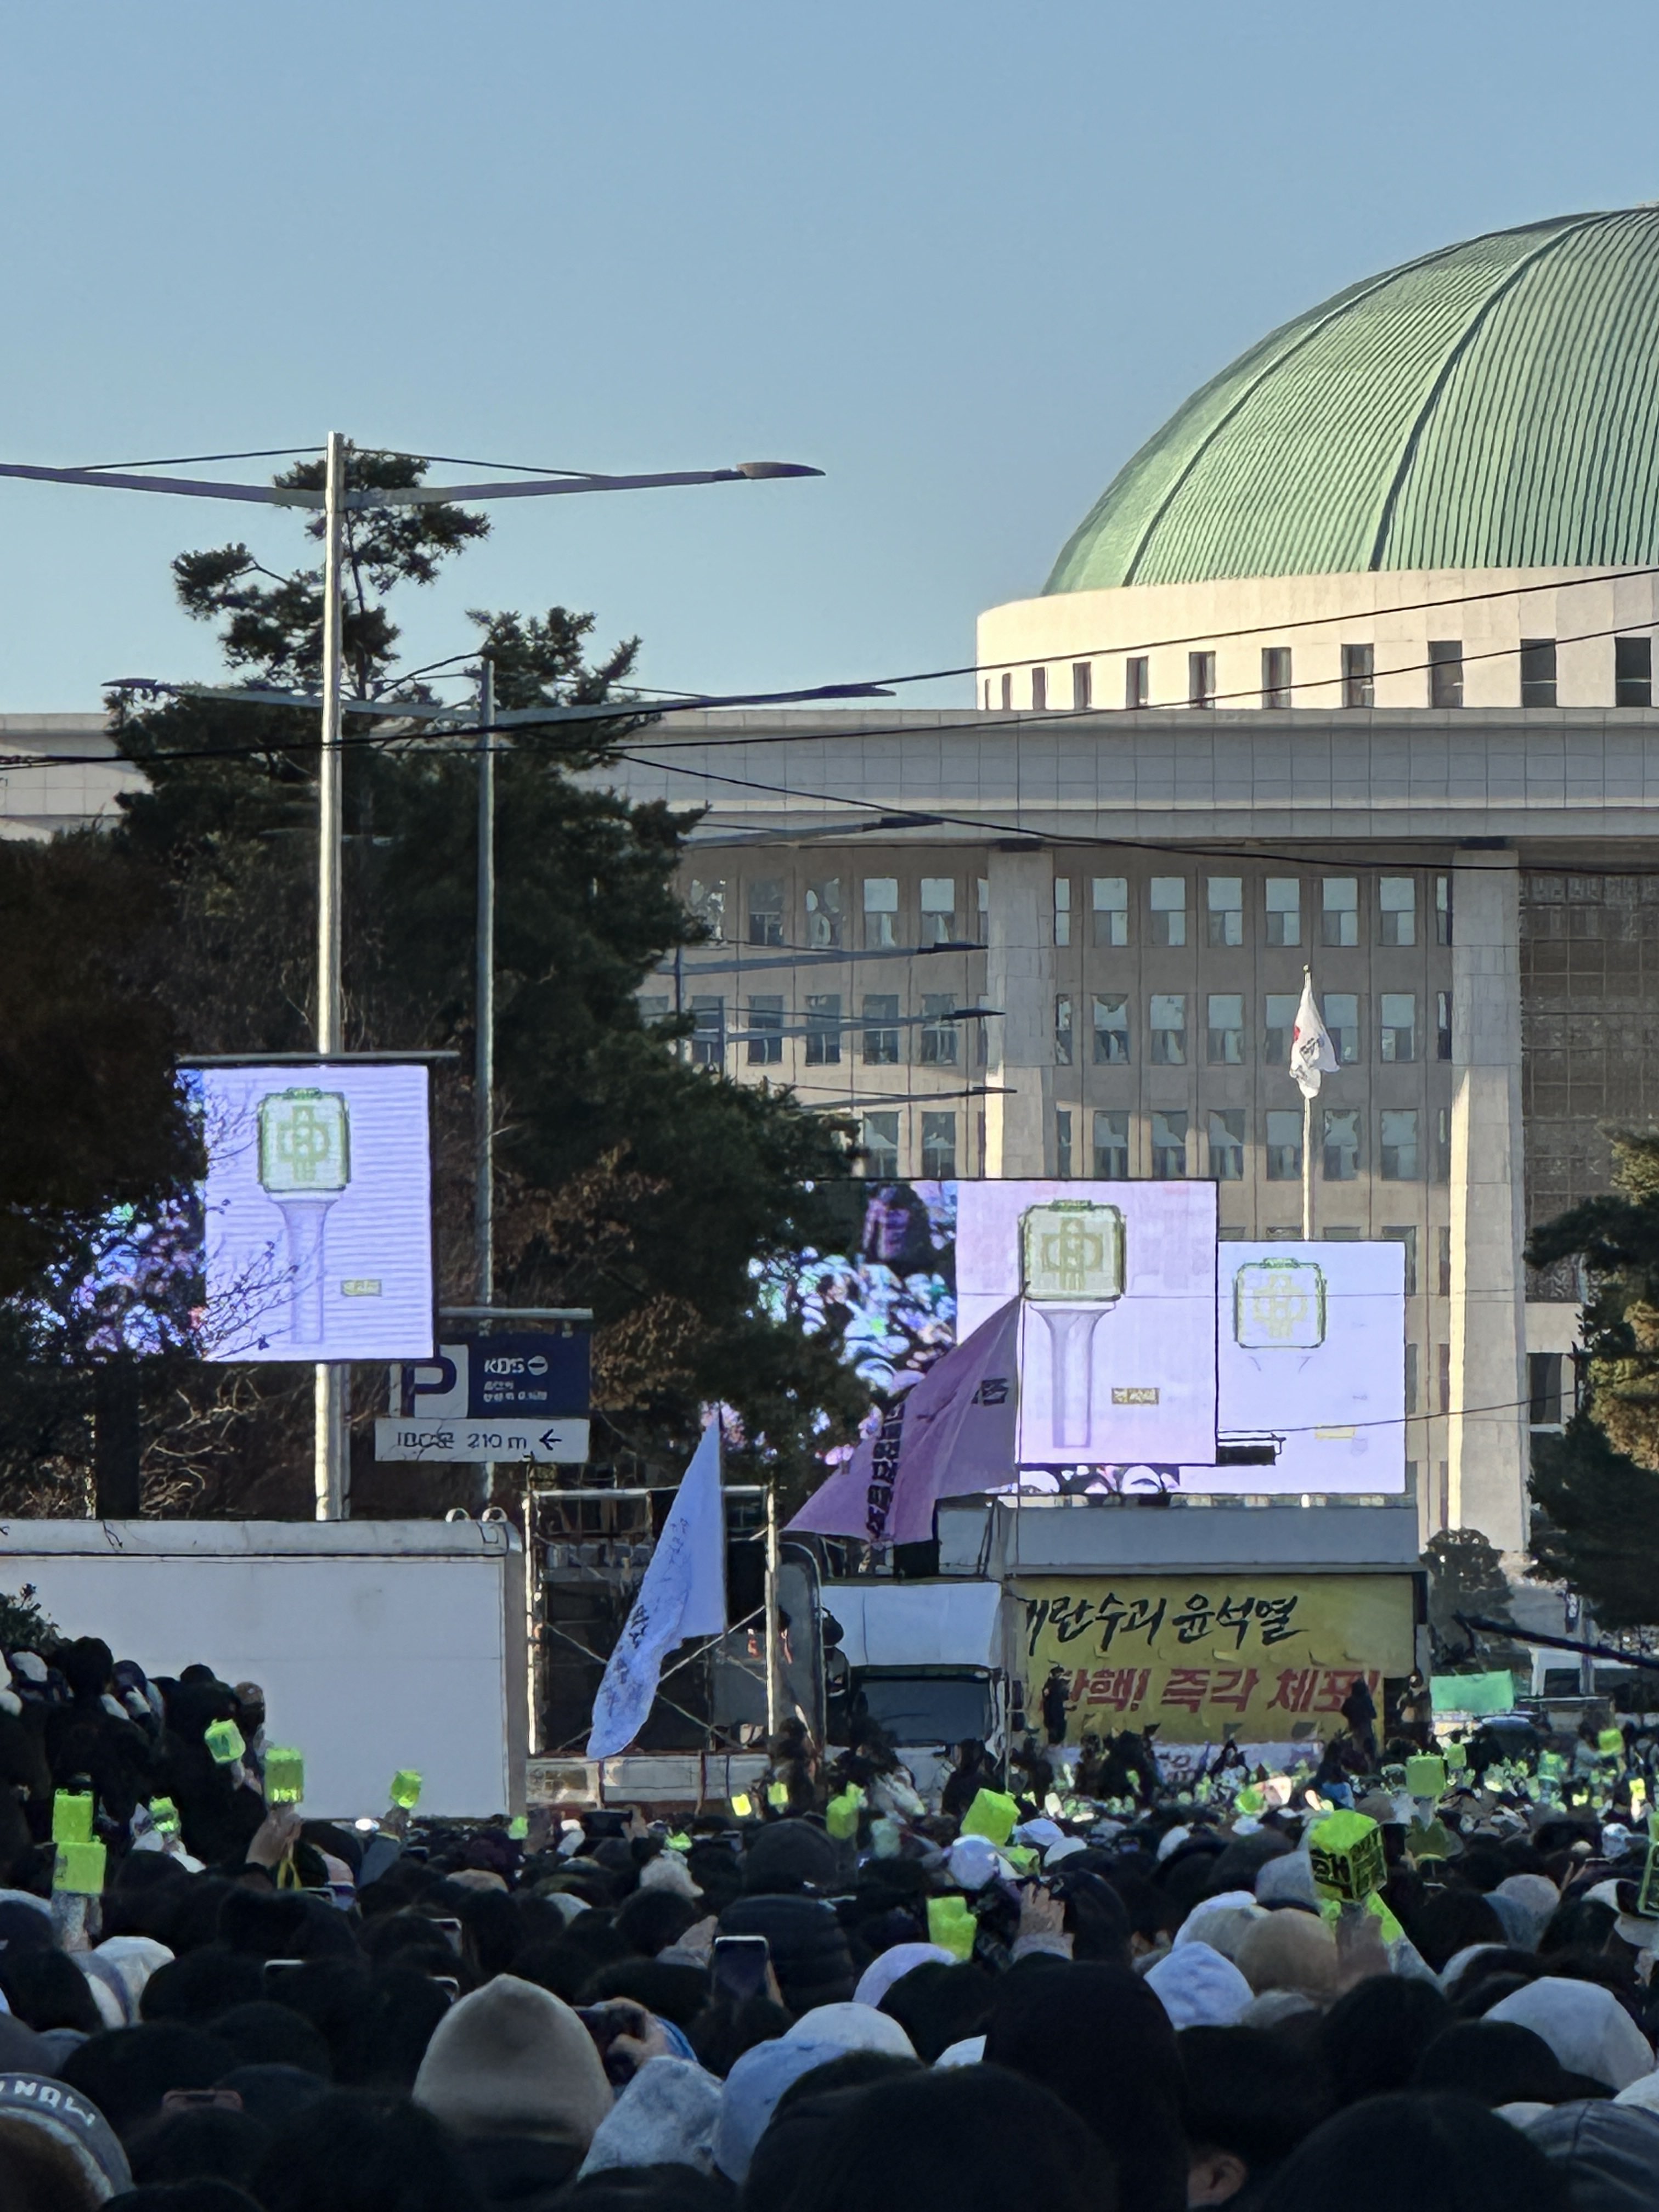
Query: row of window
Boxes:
[
  {"xmin": 647, "ymin": 991, "xmax": 976, "ymax": 1068},
  {"xmin": 690, "ymin": 873, "xmax": 985, "ymax": 951},
  {"xmin": 1055, "ymin": 871, "xmax": 1447, "ymax": 950},
  {"xmin": 692, "ymin": 870, "xmax": 1453, "ymax": 953},
  {"xmin": 1044, "ymin": 1104, "xmax": 1446, "ymax": 1182},
  {"xmin": 1058, "ymin": 989, "xmax": 1452, "ymax": 1067},
  {"xmin": 988, "ymin": 635, "xmax": 1656, "ymax": 712}
]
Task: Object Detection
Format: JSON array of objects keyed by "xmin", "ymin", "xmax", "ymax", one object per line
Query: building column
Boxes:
[
  {"xmin": 983, "ymin": 846, "xmax": 1054, "ymax": 1178},
  {"xmin": 1447, "ymin": 850, "xmax": 1529, "ymax": 1556}
]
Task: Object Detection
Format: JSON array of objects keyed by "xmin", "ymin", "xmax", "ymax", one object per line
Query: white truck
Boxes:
[
  {"xmin": 0, "ymin": 1518, "xmax": 527, "ymax": 1819},
  {"xmin": 823, "ymin": 1578, "xmax": 1012, "ymax": 1799}
]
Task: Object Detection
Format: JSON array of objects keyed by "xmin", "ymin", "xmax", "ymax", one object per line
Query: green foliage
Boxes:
[
  {"xmin": 1526, "ymin": 1130, "xmax": 1659, "ymax": 1620},
  {"xmin": 0, "ymin": 835, "xmax": 201, "ymax": 1302},
  {"xmin": 0, "ymin": 1584, "xmax": 61, "ymax": 1654},
  {"xmin": 1420, "ymin": 1527, "xmax": 1522, "ymax": 1669},
  {"xmin": 96, "ymin": 447, "xmax": 865, "ymax": 1506}
]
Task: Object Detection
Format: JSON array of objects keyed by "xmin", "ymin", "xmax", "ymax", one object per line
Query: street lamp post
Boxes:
[{"xmin": 0, "ymin": 438, "xmax": 822, "ymax": 1520}]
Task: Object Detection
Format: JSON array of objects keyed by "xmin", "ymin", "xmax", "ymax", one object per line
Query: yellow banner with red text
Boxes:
[{"xmin": 1017, "ymin": 1573, "xmax": 1417, "ymax": 1743}]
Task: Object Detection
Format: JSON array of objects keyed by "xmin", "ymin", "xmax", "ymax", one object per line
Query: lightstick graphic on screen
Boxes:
[
  {"xmin": 257, "ymin": 1088, "xmax": 351, "ymax": 1344},
  {"xmin": 1019, "ymin": 1199, "xmax": 1124, "ymax": 1451},
  {"xmin": 1233, "ymin": 1257, "xmax": 1327, "ymax": 1359}
]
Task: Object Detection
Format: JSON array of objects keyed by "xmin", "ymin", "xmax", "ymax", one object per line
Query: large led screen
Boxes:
[
  {"xmin": 1205, "ymin": 1238, "xmax": 1406, "ymax": 1493},
  {"xmin": 193, "ymin": 1064, "xmax": 434, "ymax": 1363},
  {"xmin": 957, "ymin": 1182, "xmax": 1218, "ymax": 1465}
]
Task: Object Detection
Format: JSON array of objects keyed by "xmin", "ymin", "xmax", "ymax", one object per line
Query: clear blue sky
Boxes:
[{"xmin": 3, "ymin": 1, "xmax": 1658, "ymax": 711}]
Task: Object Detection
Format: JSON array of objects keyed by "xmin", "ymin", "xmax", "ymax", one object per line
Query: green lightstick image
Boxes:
[
  {"xmin": 257, "ymin": 1088, "xmax": 351, "ymax": 1345},
  {"xmin": 1020, "ymin": 1200, "xmax": 1124, "ymax": 1452},
  {"xmin": 1233, "ymin": 1258, "xmax": 1327, "ymax": 1350}
]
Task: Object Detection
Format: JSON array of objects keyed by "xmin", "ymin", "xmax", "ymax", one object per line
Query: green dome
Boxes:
[{"xmin": 1047, "ymin": 208, "xmax": 1659, "ymax": 592}]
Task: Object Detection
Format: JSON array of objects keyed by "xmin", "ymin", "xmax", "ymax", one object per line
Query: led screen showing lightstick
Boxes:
[
  {"xmin": 258, "ymin": 1088, "xmax": 351, "ymax": 1345},
  {"xmin": 1233, "ymin": 1258, "xmax": 1327, "ymax": 1351},
  {"xmin": 196, "ymin": 1061, "xmax": 432, "ymax": 1363},
  {"xmin": 1019, "ymin": 1200, "xmax": 1124, "ymax": 1451}
]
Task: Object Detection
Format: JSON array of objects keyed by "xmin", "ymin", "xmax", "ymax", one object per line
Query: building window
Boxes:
[
  {"xmin": 1125, "ymin": 656, "xmax": 1150, "ymax": 709},
  {"xmin": 1093, "ymin": 1110, "xmax": 1130, "ymax": 1178},
  {"xmin": 747, "ymin": 996, "xmax": 783, "ymax": 1066},
  {"xmin": 1056, "ymin": 1109, "xmax": 1074, "ymax": 1178},
  {"xmin": 919, "ymin": 877, "xmax": 956, "ymax": 945},
  {"xmin": 861, "ymin": 1112, "xmax": 899, "ymax": 1177},
  {"xmin": 1520, "ymin": 637, "xmax": 1558, "ymax": 707},
  {"xmin": 1189, "ymin": 651, "xmax": 1216, "ymax": 708},
  {"xmin": 1206, "ymin": 992, "xmax": 1245, "ymax": 1064},
  {"xmin": 805, "ymin": 878, "xmax": 843, "ymax": 949},
  {"xmin": 1031, "ymin": 667, "xmax": 1048, "ymax": 711},
  {"xmin": 1323, "ymin": 1107, "xmax": 1361, "ymax": 1181},
  {"xmin": 920, "ymin": 993, "xmax": 958, "ymax": 1066},
  {"xmin": 1382, "ymin": 1224, "xmax": 1419, "ymax": 1295},
  {"xmin": 862, "ymin": 994, "xmax": 900, "ymax": 1065},
  {"xmin": 1380, "ymin": 1108, "xmax": 1420, "ymax": 1180},
  {"xmin": 1528, "ymin": 1352, "xmax": 1565, "ymax": 1427},
  {"xmin": 1265, "ymin": 877, "xmax": 1301, "ymax": 946},
  {"xmin": 747, "ymin": 878, "xmax": 785, "ymax": 946},
  {"xmin": 1206, "ymin": 876, "xmax": 1243, "ymax": 946},
  {"xmin": 983, "ymin": 679, "xmax": 991, "ymax": 710},
  {"xmin": 1379, "ymin": 992, "xmax": 1417, "ymax": 1062},
  {"xmin": 921, "ymin": 1111, "xmax": 956, "ymax": 1178},
  {"xmin": 1149, "ymin": 992, "xmax": 1187, "ymax": 1065},
  {"xmin": 691, "ymin": 995, "xmax": 725, "ymax": 1066},
  {"xmin": 1379, "ymin": 876, "xmax": 1416, "ymax": 946},
  {"xmin": 1438, "ymin": 1225, "xmax": 1452, "ymax": 1296},
  {"xmin": 1151, "ymin": 1110, "xmax": 1188, "ymax": 1177},
  {"xmin": 1429, "ymin": 640, "xmax": 1463, "ymax": 708},
  {"xmin": 1323, "ymin": 1226, "xmax": 1362, "ymax": 1241},
  {"xmin": 1265, "ymin": 1109, "xmax": 1304, "ymax": 1180},
  {"xmin": 1435, "ymin": 1107, "xmax": 1451, "ymax": 1182},
  {"xmin": 1053, "ymin": 877, "xmax": 1071, "ymax": 947},
  {"xmin": 1435, "ymin": 874, "xmax": 1452, "ymax": 945},
  {"xmin": 804, "ymin": 994, "xmax": 841, "ymax": 1065},
  {"xmin": 1323, "ymin": 991, "xmax": 1360, "ymax": 1064},
  {"xmin": 1436, "ymin": 990, "xmax": 1453, "ymax": 1060},
  {"xmin": 1092, "ymin": 994, "xmax": 1131, "ymax": 1064},
  {"xmin": 1405, "ymin": 1343, "xmax": 1419, "ymax": 1414},
  {"xmin": 977, "ymin": 877, "xmax": 990, "ymax": 944},
  {"xmin": 1341, "ymin": 642, "xmax": 1374, "ymax": 708},
  {"xmin": 1092, "ymin": 876, "xmax": 1128, "ymax": 946},
  {"xmin": 1263, "ymin": 992, "xmax": 1299, "ymax": 1065},
  {"xmin": 1262, "ymin": 645, "xmax": 1292, "ymax": 708},
  {"xmin": 1616, "ymin": 635, "xmax": 1652, "ymax": 708},
  {"xmin": 1438, "ymin": 1342, "xmax": 1451, "ymax": 1415},
  {"xmin": 1055, "ymin": 994, "xmax": 1073, "ymax": 1066},
  {"xmin": 1072, "ymin": 662, "xmax": 1092, "ymax": 710},
  {"xmin": 687, "ymin": 877, "xmax": 726, "ymax": 941},
  {"xmin": 1208, "ymin": 1108, "xmax": 1245, "ymax": 1181},
  {"xmin": 1000, "ymin": 672, "xmax": 1012, "ymax": 710},
  {"xmin": 1321, "ymin": 876, "xmax": 1359, "ymax": 946},
  {"xmin": 1149, "ymin": 876, "xmax": 1187, "ymax": 946},
  {"xmin": 863, "ymin": 877, "xmax": 899, "ymax": 948},
  {"xmin": 638, "ymin": 994, "xmax": 670, "ymax": 1025}
]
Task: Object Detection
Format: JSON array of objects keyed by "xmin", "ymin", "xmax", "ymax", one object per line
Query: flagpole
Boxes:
[{"xmin": 764, "ymin": 1480, "xmax": 782, "ymax": 1739}]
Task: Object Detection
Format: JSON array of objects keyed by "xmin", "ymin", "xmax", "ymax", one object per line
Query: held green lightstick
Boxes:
[
  {"xmin": 257, "ymin": 1088, "xmax": 351, "ymax": 1345},
  {"xmin": 1019, "ymin": 1200, "xmax": 1124, "ymax": 1452}
]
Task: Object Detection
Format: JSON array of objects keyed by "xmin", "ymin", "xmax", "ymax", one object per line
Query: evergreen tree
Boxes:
[
  {"xmin": 98, "ymin": 447, "xmax": 864, "ymax": 1512},
  {"xmin": 1526, "ymin": 1128, "xmax": 1659, "ymax": 1626}
]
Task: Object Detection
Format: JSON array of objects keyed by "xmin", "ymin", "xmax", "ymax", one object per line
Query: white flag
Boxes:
[
  {"xmin": 1289, "ymin": 972, "xmax": 1339, "ymax": 1098},
  {"xmin": 586, "ymin": 1421, "xmax": 726, "ymax": 1759}
]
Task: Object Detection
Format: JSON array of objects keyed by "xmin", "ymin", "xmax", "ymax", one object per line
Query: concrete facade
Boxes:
[
  {"xmin": 975, "ymin": 569, "xmax": 1659, "ymax": 716},
  {"xmin": 610, "ymin": 701, "xmax": 1659, "ymax": 1561}
]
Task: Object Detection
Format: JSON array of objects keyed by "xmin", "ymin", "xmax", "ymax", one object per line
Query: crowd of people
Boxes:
[{"xmin": 3, "ymin": 1637, "xmax": 1659, "ymax": 2209}]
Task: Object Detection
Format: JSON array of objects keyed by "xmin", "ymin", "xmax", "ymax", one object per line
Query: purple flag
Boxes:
[{"xmin": 788, "ymin": 1297, "xmax": 1020, "ymax": 1545}]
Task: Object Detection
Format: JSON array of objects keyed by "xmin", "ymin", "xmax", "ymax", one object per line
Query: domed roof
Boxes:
[{"xmin": 1047, "ymin": 208, "xmax": 1659, "ymax": 593}]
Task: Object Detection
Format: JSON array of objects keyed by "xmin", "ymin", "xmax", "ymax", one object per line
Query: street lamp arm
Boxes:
[{"xmin": 0, "ymin": 458, "xmax": 823, "ymax": 511}]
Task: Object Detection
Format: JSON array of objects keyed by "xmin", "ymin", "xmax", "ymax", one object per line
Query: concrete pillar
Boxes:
[
  {"xmin": 983, "ymin": 847, "xmax": 1054, "ymax": 1177},
  {"xmin": 1447, "ymin": 850, "xmax": 1529, "ymax": 1556}
]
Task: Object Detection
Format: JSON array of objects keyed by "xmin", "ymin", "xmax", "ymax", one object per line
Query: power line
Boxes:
[{"xmin": 76, "ymin": 446, "xmax": 323, "ymax": 473}]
